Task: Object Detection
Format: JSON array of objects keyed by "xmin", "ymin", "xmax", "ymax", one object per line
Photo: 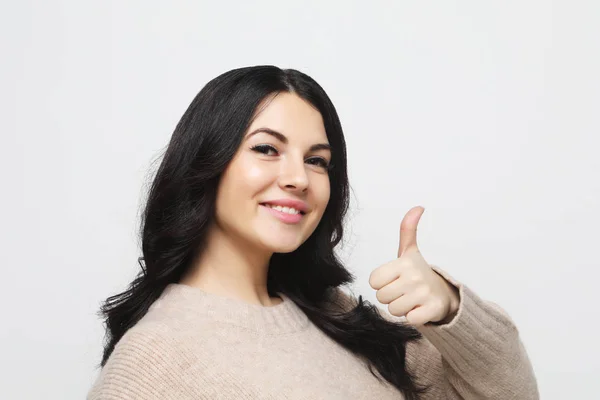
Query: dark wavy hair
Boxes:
[{"xmin": 98, "ymin": 65, "xmax": 428, "ymax": 399}]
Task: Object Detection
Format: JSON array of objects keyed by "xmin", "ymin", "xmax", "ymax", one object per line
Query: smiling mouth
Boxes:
[{"xmin": 259, "ymin": 203, "xmax": 306, "ymax": 215}]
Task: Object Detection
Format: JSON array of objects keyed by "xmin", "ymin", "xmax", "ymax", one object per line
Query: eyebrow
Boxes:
[{"xmin": 246, "ymin": 127, "xmax": 332, "ymax": 152}]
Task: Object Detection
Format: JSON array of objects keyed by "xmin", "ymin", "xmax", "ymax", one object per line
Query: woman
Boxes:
[{"xmin": 88, "ymin": 66, "xmax": 538, "ymax": 399}]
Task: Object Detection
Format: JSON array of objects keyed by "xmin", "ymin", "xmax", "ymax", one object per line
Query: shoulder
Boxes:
[
  {"xmin": 87, "ymin": 302, "xmax": 219, "ymax": 400},
  {"xmin": 87, "ymin": 321, "xmax": 184, "ymax": 399},
  {"xmin": 95, "ymin": 298, "xmax": 218, "ymax": 369}
]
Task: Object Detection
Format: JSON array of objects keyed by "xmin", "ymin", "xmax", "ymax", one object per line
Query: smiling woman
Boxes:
[
  {"xmin": 200, "ymin": 92, "xmax": 333, "ymax": 258},
  {"xmin": 88, "ymin": 66, "xmax": 538, "ymax": 399}
]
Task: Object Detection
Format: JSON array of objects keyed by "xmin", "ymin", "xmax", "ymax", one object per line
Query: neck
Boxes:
[{"xmin": 180, "ymin": 221, "xmax": 281, "ymax": 306}]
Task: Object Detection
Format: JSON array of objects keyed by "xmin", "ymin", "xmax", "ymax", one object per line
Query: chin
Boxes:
[
  {"xmin": 272, "ymin": 245, "xmax": 301, "ymax": 254},
  {"xmin": 260, "ymin": 235, "xmax": 304, "ymax": 254},
  {"xmin": 269, "ymin": 241, "xmax": 302, "ymax": 254}
]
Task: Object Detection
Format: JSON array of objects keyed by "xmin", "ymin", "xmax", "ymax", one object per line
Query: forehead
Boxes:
[{"xmin": 248, "ymin": 92, "xmax": 327, "ymax": 142}]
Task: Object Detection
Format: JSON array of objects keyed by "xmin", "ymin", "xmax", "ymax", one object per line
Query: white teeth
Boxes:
[{"xmin": 264, "ymin": 204, "xmax": 301, "ymax": 215}]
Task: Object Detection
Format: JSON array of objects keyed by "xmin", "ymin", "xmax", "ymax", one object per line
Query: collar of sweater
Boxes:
[{"xmin": 151, "ymin": 283, "xmax": 311, "ymax": 335}]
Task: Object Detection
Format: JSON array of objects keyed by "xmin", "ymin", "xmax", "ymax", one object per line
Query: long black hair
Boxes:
[{"xmin": 98, "ymin": 65, "xmax": 428, "ymax": 399}]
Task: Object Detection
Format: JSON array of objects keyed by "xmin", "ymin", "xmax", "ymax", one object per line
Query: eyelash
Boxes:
[{"xmin": 250, "ymin": 144, "xmax": 332, "ymax": 170}]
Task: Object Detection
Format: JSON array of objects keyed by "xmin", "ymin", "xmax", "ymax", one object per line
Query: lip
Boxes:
[
  {"xmin": 260, "ymin": 204, "xmax": 304, "ymax": 224},
  {"xmin": 259, "ymin": 198, "xmax": 309, "ymax": 213}
]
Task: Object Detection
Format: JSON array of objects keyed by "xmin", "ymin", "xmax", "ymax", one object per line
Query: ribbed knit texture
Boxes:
[{"xmin": 88, "ymin": 267, "xmax": 538, "ymax": 399}]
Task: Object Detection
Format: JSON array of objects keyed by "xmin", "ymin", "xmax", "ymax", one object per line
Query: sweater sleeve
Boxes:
[
  {"xmin": 87, "ymin": 329, "xmax": 194, "ymax": 400},
  {"xmin": 402, "ymin": 266, "xmax": 539, "ymax": 400}
]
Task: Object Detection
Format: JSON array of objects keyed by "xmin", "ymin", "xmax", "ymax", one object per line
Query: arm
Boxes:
[{"xmin": 401, "ymin": 266, "xmax": 539, "ymax": 400}]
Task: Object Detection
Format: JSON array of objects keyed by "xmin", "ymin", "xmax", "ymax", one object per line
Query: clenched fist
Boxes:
[{"xmin": 369, "ymin": 206, "xmax": 460, "ymax": 327}]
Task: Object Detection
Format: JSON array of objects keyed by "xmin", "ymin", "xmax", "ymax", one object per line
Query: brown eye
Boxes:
[
  {"xmin": 306, "ymin": 157, "xmax": 331, "ymax": 170},
  {"xmin": 251, "ymin": 144, "xmax": 278, "ymax": 156}
]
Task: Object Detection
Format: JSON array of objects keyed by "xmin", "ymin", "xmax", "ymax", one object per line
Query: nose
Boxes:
[{"xmin": 278, "ymin": 156, "xmax": 309, "ymax": 192}]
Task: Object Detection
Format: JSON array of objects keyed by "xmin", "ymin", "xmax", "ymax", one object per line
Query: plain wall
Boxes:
[{"xmin": 1, "ymin": 1, "xmax": 598, "ymax": 398}]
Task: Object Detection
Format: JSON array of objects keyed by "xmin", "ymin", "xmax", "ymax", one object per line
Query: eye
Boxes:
[
  {"xmin": 251, "ymin": 144, "xmax": 278, "ymax": 156},
  {"xmin": 306, "ymin": 157, "xmax": 331, "ymax": 170},
  {"xmin": 251, "ymin": 145, "xmax": 332, "ymax": 171}
]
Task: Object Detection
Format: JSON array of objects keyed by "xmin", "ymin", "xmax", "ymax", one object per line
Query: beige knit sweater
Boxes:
[{"xmin": 87, "ymin": 267, "xmax": 539, "ymax": 399}]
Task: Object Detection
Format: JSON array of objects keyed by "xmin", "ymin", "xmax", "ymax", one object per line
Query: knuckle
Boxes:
[
  {"xmin": 388, "ymin": 301, "xmax": 403, "ymax": 317},
  {"xmin": 431, "ymin": 299, "xmax": 444, "ymax": 312},
  {"xmin": 368, "ymin": 271, "xmax": 378, "ymax": 287},
  {"xmin": 387, "ymin": 303, "xmax": 397, "ymax": 316},
  {"xmin": 416, "ymin": 284, "xmax": 431, "ymax": 298},
  {"xmin": 406, "ymin": 312, "xmax": 419, "ymax": 325}
]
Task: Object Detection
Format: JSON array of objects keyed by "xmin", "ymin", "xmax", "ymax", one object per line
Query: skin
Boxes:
[
  {"xmin": 180, "ymin": 92, "xmax": 332, "ymax": 306},
  {"xmin": 369, "ymin": 206, "xmax": 461, "ymax": 327}
]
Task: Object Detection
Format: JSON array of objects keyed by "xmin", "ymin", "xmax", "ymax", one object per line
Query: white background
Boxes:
[{"xmin": 2, "ymin": 1, "xmax": 598, "ymax": 399}]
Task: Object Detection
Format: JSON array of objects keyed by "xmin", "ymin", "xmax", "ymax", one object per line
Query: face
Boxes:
[{"xmin": 213, "ymin": 92, "xmax": 331, "ymax": 254}]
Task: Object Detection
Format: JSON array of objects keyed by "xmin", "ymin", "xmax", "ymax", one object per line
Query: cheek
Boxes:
[
  {"xmin": 244, "ymin": 163, "xmax": 271, "ymax": 182},
  {"xmin": 240, "ymin": 161, "xmax": 276, "ymax": 196},
  {"xmin": 228, "ymin": 154, "xmax": 276, "ymax": 200},
  {"xmin": 312, "ymin": 176, "xmax": 331, "ymax": 215}
]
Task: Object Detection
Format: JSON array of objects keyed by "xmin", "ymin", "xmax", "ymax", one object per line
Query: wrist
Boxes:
[
  {"xmin": 443, "ymin": 284, "xmax": 460, "ymax": 323},
  {"xmin": 432, "ymin": 284, "xmax": 460, "ymax": 325}
]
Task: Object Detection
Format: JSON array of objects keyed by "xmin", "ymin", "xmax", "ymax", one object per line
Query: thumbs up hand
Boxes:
[{"xmin": 368, "ymin": 206, "xmax": 460, "ymax": 327}]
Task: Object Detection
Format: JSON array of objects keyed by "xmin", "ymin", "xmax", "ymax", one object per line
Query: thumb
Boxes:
[{"xmin": 398, "ymin": 206, "xmax": 425, "ymax": 258}]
